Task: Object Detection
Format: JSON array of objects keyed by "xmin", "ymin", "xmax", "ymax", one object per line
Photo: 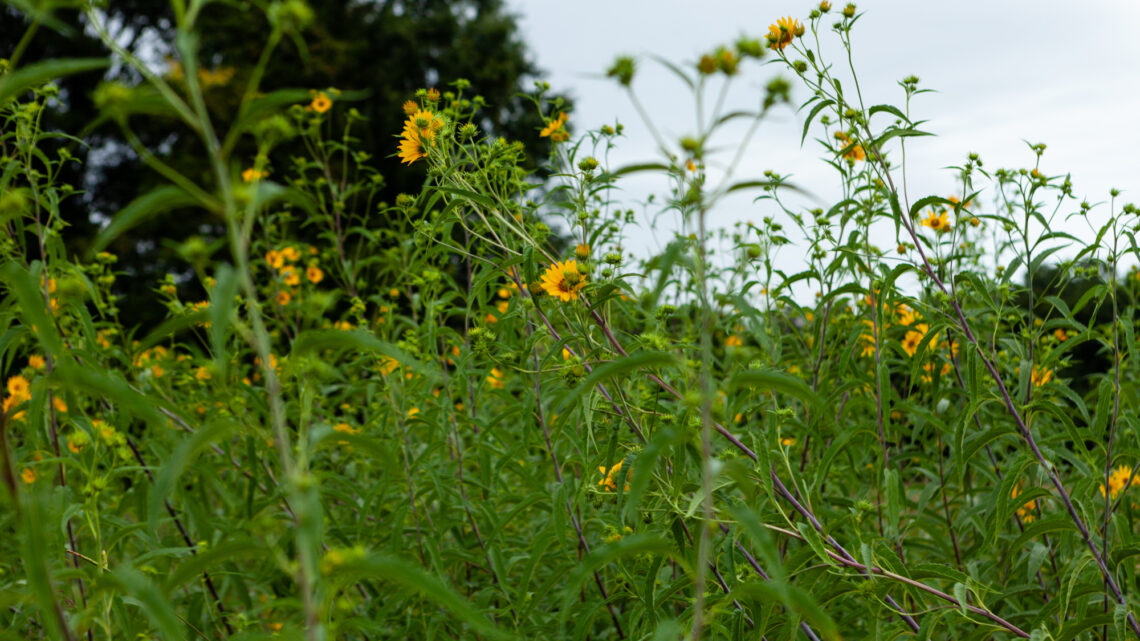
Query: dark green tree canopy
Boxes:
[{"xmin": 4, "ymin": 0, "xmax": 562, "ymax": 328}]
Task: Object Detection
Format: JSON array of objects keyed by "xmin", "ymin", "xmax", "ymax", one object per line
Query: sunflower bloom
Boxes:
[
  {"xmin": 539, "ymin": 260, "xmax": 586, "ymax": 302},
  {"xmin": 902, "ymin": 323, "xmax": 930, "ymax": 357},
  {"xmin": 402, "ymin": 100, "xmax": 418, "ymax": 115},
  {"xmin": 306, "ymin": 265, "xmax": 324, "ymax": 284},
  {"xmin": 398, "ymin": 125, "xmax": 428, "ymax": 165},
  {"xmin": 487, "ymin": 367, "xmax": 505, "ymax": 389},
  {"xmin": 767, "ymin": 16, "xmax": 803, "ymax": 51},
  {"xmin": 309, "ymin": 91, "xmax": 332, "ymax": 113},
  {"xmin": 1031, "ymin": 365, "xmax": 1053, "ymax": 387},
  {"xmin": 920, "ymin": 210, "xmax": 951, "ymax": 233}
]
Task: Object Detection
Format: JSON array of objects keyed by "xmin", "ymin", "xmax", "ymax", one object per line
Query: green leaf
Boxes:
[
  {"xmin": 91, "ymin": 186, "xmax": 204, "ymax": 255},
  {"xmin": 728, "ymin": 368, "xmax": 826, "ymax": 412},
  {"xmin": 557, "ymin": 351, "xmax": 678, "ymax": 413},
  {"xmin": 0, "ymin": 58, "xmax": 109, "ymax": 107}
]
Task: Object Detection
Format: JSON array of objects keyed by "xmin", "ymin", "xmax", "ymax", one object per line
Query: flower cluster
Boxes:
[
  {"xmin": 598, "ymin": 459, "xmax": 630, "ymax": 492},
  {"xmin": 766, "ymin": 17, "xmax": 804, "ymax": 51},
  {"xmin": 265, "ymin": 245, "xmax": 323, "ymax": 306},
  {"xmin": 1102, "ymin": 465, "xmax": 1134, "ymax": 500},
  {"xmin": 3, "ymin": 374, "xmax": 31, "ymax": 421}
]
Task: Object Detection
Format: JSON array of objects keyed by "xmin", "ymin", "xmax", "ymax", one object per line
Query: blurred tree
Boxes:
[{"xmin": 3, "ymin": 0, "xmax": 563, "ymax": 329}]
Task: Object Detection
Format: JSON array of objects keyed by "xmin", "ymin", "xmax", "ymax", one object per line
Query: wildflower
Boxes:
[
  {"xmin": 562, "ymin": 348, "xmax": 572, "ymax": 360},
  {"xmin": 725, "ymin": 335, "xmax": 743, "ymax": 348},
  {"xmin": 575, "ymin": 243, "xmax": 590, "ymax": 260},
  {"xmin": 389, "ymin": 288, "xmax": 400, "ymax": 298},
  {"xmin": 895, "ymin": 304, "xmax": 917, "ymax": 326},
  {"xmin": 1102, "ymin": 465, "xmax": 1134, "ymax": 499},
  {"xmin": 498, "ymin": 287, "xmax": 511, "ymax": 299},
  {"xmin": 496, "ymin": 300, "xmax": 509, "ymax": 314},
  {"xmin": 1012, "ymin": 482, "xmax": 1037, "ymax": 523},
  {"xmin": 780, "ymin": 437, "xmax": 796, "ymax": 447},
  {"xmin": 687, "ymin": 159, "xmax": 696, "ymax": 172},
  {"xmin": 859, "ymin": 333, "xmax": 876, "ymax": 357},
  {"xmin": 266, "ymin": 250, "xmax": 284, "ymax": 270},
  {"xmin": 1054, "ymin": 328, "xmax": 1068, "ymax": 341},
  {"xmin": 1031, "ymin": 365, "xmax": 1053, "ymax": 387},
  {"xmin": 309, "ymin": 91, "xmax": 332, "ymax": 113},
  {"xmin": 306, "ymin": 265, "xmax": 324, "ymax": 284},
  {"xmin": 920, "ymin": 210, "xmax": 951, "ymax": 233},
  {"xmin": 8, "ymin": 375, "xmax": 30, "ymax": 398},
  {"xmin": 407, "ymin": 407, "xmax": 420, "ymax": 419},
  {"xmin": 398, "ymin": 123, "xmax": 429, "ymax": 165},
  {"xmin": 378, "ymin": 356, "xmax": 399, "ymax": 376},
  {"xmin": 402, "ymin": 100, "xmax": 418, "ymax": 115},
  {"xmin": 902, "ymin": 324, "xmax": 930, "ymax": 357},
  {"xmin": 52, "ymin": 396, "xmax": 67, "ymax": 413},
  {"xmin": 195, "ymin": 366, "xmax": 212, "ymax": 381},
  {"xmin": 767, "ymin": 17, "xmax": 803, "ymax": 51},
  {"xmin": 333, "ymin": 422, "xmax": 359, "ymax": 435},
  {"xmin": 280, "ymin": 246, "xmax": 301, "ymax": 262},
  {"xmin": 487, "ymin": 367, "xmax": 505, "ymax": 389},
  {"xmin": 598, "ymin": 460, "xmax": 630, "ymax": 492},
  {"xmin": 281, "ymin": 266, "xmax": 300, "ymax": 287},
  {"xmin": 20, "ymin": 468, "xmax": 35, "ymax": 484},
  {"xmin": 819, "ymin": 1, "xmax": 832, "ymax": 11},
  {"xmin": 833, "ymin": 131, "xmax": 865, "ymax": 161},
  {"xmin": 426, "ymin": 88, "xmax": 440, "ymax": 102},
  {"xmin": 539, "ymin": 260, "xmax": 586, "ymax": 302},
  {"xmin": 28, "ymin": 355, "xmax": 45, "ymax": 369},
  {"xmin": 242, "ymin": 168, "xmax": 268, "ymax": 182},
  {"xmin": 540, "ymin": 112, "xmax": 570, "ymax": 142}
]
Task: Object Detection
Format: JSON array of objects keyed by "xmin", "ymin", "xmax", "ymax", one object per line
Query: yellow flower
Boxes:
[
  {"xmin": 20, "ymin": 468, "xmax": 35, "ymax": 484},
  {"xmin": 487, "ymin": 367, "xmax": 505, "ymax": 389},
  {"xmin": 275, "ymin": 290, "xmax": 292, "ymax": 306},
  {"xmin": 902, "ymin": 323, "xmax": 930, "ymax": 357},
  {"xmin": 1054, "ymin": 328, "xmax": 1068, "ymax": 342},
  {"xmin": 920, "ymin": 210, "xmax": 951, "ymax": 233},
  {"xmin": 398, "ymin": 120, "xmax": 429, "ymax": 165},
  {"xmin": 7, "ymin": 375, "xmax": 30, "ymax": 399},
  {"xmin": 242, "ymin": 168, "xmax": 268, "ymax": 182},
  {"xmin": 598, "ymin": 460, "xmax": 630, "ymax": 492},
  {"xmin": 539, "ymin": 260, "xmax": 586, "ymax": 302},
  {"xmin": 1031, "ymin": 365, "xmax": 1053, "ymax": 387},
  {"xmin": 306, "ymin": 265, "xmax": 324, "ymax": 284},
  {"xmin": 402, "ymin": 100, "xmax": 418, "ymax": 115},
  {"xmin": 52, "ymin": 396, "xmax": 67, "ymax": 413},
  {"xmin": 725, "ymin": 335, "xmax": 743, "ymax": 348},
  {"xmin": 309, "ymin": 91, "xmax": 332, "ymax": 113},
  {"xmin": 281, "ymin": 266, "xmax": 300, "ymax": 287},
  {"xmin": 280, "ymin": 246, "xmax": 301, "ymax": 262},
  {"xmin": 562, "ymin": 348, "xmax": 572, "ymax": 360},
  {"xmin": 28, "ymin": 355, "xmax": 45, "ymax": 369},
  {"xmin": 819, "ymin": 1, "xmax": 832, "ymax": 11},
  {"xmin": 767, "ymin": 16, "xmax": 803, "ymax": 51},
  {"xmin": 426, "ymin": 88, "xmax": 440, "ymax": 102},
  {"xmin": 407, "ymin": 407, "xmax": 420, "ymax": 419},
  {"xmin": 333, "ymin": 422, "xmax": 359, "ymax": 435},
  {"xmin": 540, "ymin": 112, "xmax": 570, "ymax": 141},
  {"xmin": 265, "ymin": 250, "xmax": 284, "ymax": 270},
  {"xmin": 575, "ymin": 243, "xmax": 590, "ymax": 260},
  {"xmin": 1012, "ymin": 482, "xmax": 1037, "ymax": 523},
  {"xmin": 195, "ymin": 366, "xmax": 212, "ymax": 381},
  {"xmin": 832, "ymin": 130, "xmax": 864, "ymax": 161},
  {"xmin": 895, "ymin": 304, "xmax": 917, "ymax": 326},
  {"xmin": 1101, "ymin": 465, "xmax": 1134, "ymax": 499},
  {"xmin": 780, "ymin": 437, "xmax": 796, "ymax": 447},
  {"xmin": 378, "ymin": 356, "xmax": 399, "ymax": 376}
]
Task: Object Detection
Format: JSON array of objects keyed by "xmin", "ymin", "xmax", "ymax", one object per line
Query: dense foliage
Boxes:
[{"xmin": 5, "ymin": 2, "xmax": 1140, "ymax": 641}]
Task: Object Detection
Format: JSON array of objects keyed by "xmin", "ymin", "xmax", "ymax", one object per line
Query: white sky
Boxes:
[{"xmin": 505, "ymin": 0, "xmax": 1140, "ymax": 290}]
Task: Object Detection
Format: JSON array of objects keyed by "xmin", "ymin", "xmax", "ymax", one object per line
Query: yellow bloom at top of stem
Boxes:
[
  {"xmin": 767, "ymin": 16, "xmax": 803, "ymax": 51},
  {"xmin": 1031, "ymin": 365, "xmax": 1053, "ymax": 387},
  {"xmin": 242, "ymin": 168, "xmax": 268, "ymax": 183},
  {"xmin": 920, "ymin": 210, "xmax": 951, "ymax": 233},
  {"xmin": 402, "ymin": 99, "xmax": 418, "ymax": 115},
  {"xmin": 540, "ymin": 112, "xmax": 570, "ymax": 142},
  {"xmin": 487, "ymin": 367, "xmax": 505, "ymax": 389},
  {"xmin": 7, "ymin": 375, "xmax": 30, "ymax": 399},
  {"xmin": 306, "ymin": 265, "xmax": 324, "ymax": 284},
  {"xmin": 398, "ymin": 125, "xmax": 429, "ymax": 165},
  {"xmin": 598, "ymin": 459, "xmax": 630, "ymax": 492},
  {"xmin": 902, "ymin": 323, "xmax": 931, "ymax": 357},
  {"xmin": 725, "ymin": 335, "xmax": 743, "ymax": 348},
  {"xmin": 539, "ymin": 260, "xmax": 586, "ymax": 302},
  {"xmin": 309, "ymin": 91, "xmax": 332, "ymax": 113}
]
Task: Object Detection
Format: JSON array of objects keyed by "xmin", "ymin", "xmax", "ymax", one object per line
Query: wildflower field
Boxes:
[{"xmin": 6, "ymin": 2, "xmax": 1140, "ymax": 640}]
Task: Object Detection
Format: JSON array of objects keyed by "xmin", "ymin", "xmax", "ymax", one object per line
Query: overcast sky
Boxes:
[{"xmin": 504, "ymin": 0, "xmax": 1140, "ymax": 285}]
